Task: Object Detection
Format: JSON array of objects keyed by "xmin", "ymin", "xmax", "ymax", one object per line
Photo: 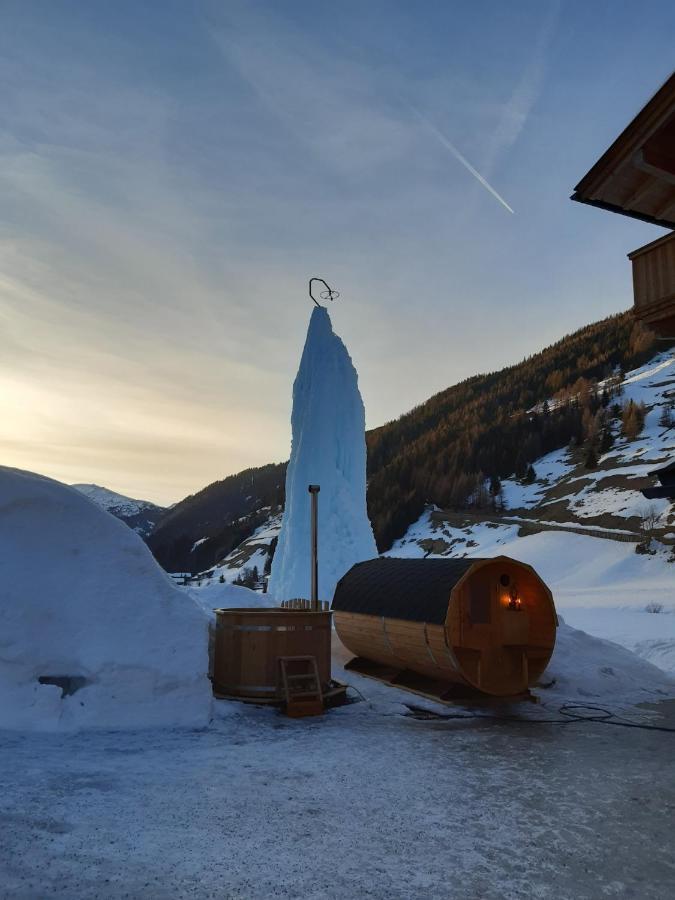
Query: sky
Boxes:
[{"xmin": 1, "ymin": 0, "xmax": 673, "ymax": 506}]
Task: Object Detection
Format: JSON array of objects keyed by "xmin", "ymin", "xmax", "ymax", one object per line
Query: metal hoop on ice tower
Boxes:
[{"xmin": 309, "ymin": 277, "xmax": 340, "ymax": 307}]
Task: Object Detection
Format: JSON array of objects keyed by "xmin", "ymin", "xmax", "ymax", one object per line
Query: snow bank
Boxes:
[
  {"xmin": 187, "ymin": 581, "xmax": 276, "ymax": 619},
  {"xmin": 0, "ymin": 467, "xmax": 212, "ymax": 731},
  {"xmin": 268, "ymin": 307, "xmax": 377, "ymax": 602},
  {"xmin": 543, "ymin": 620, "xmax": 675, "ymax": 708},
  {"xmin": 333, "ymin": 623, "xmax": 675, "ymax": 716},
  {"xmin": 467, "ymin": 530, "xmax": 674, "ymax": 605},
  {"xmin": 560, "ymin": 607, "xmax": 675, "ymax": 676}
]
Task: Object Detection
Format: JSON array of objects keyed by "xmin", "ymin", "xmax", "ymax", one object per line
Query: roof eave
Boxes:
[{"xmin": 570, "ymin": 192, "xmax": 675, "ymax": 231}]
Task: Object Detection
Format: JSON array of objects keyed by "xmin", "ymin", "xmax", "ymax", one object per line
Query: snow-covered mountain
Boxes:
[
  {"xmin": 71, "ymin": 483, "xmax": 165, "ymax": 537},
  {"xmin": 146, "ymin": 463, "xmax": 285, "ymax": 574},
  {"xmin": 179, "ymin": 513, "xmax": 282, "ymax": 593},
  {"xmin": 394, "ymin": 352, "xmax": 674, "ymax": 552}
]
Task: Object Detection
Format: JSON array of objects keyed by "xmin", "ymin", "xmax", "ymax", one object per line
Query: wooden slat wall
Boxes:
[
  {"xmin": 334, "ymin": 611, "xmax": 467, "ymax": 686},
  {"xmin": 631, "ymin": 232, "xmax": 675, "ymax": 310},
  {"xmin": 213, "ymin": 609, "xmax": 332, "ymax": 698}
]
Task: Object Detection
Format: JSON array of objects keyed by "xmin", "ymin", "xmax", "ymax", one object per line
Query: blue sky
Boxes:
[{"xmin": 1, "ymin": 1, "xmax": 673, "ymax": 504}]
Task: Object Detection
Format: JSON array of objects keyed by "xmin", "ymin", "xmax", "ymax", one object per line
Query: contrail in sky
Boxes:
[{"xmin": 410, "ymin": 107, "xmax": 515, "ymax": 214}]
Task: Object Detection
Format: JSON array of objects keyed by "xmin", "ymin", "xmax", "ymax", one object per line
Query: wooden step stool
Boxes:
[{"xmin": 278, "ymin": 655, "xmax": 324, "ymax": 718}]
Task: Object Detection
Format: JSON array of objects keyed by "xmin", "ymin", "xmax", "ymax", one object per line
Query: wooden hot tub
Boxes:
[{"xmin": 212, "ymin": 607, "xmax": 332, "ymax": 700}]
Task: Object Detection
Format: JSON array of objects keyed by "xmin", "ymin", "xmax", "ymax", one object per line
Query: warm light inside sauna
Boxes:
[
  {"xmin": 504, "ymin": 584, "xmax": 522, "ymax": 611},
  {"xmin": 499, "ymin": 573, "xmax": 523, "ymax": 611}
]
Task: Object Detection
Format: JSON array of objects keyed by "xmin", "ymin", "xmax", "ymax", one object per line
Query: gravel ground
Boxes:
[{"xmin": 1, "ymin": 696, "xmax": 674, "ymax": 900}]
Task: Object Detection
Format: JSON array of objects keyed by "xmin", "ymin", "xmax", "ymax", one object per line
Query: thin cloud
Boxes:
[
  {"xmin": 210, "ymin": 7, "xmax": 413, "ymax": 175},
  {"xmin": 483, "ymin": 1, "xmax": 561, "ymax": 174}
]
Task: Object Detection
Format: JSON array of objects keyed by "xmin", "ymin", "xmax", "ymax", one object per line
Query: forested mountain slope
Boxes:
[
  {"xmin": 365, "ymin": 312, "xmax": 666, "ymax": 549},
  {"xmin": 147, "ymin": 463, "xmax": 285, "ymax": 573}
]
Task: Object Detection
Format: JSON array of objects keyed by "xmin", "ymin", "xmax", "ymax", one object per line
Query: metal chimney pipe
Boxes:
[{"xmin": 308, "ymin": 485, "xmax": 320, "ymax": 610}]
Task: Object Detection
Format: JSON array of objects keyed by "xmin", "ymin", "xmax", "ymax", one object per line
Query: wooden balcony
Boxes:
[{"xmin": 628, "ymin": 231, "xmax": 675, "ymax": 338}]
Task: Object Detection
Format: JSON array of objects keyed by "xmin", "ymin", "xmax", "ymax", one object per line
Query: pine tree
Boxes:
[
  {"xmin": 599, "ymin": 425, "xmax": 614, "ymax": 455},
  {"xmin": 515, "ymin": 452, "xmax": 528, "ymax": 481},
  {"xmin": 234, "ymin": 566, "xmax": 259, "ymax": 589},
  {"xmin": 489, "ymin": 474, "xmax": 503, "ymax": 512},
  {"xmin": 622, "ymin": 400, "xmax": 647, "ymax": 441},
  {"xmin": 264, "ymin": 537, "xmax": 278, "ymax": 576},
  {"xmin": 658, "ymin": 405, "xmax": 674, "ymax": 429},
  {"xmin": 584, "ymin": 442, "xmax": 598, "ymax": 469}
]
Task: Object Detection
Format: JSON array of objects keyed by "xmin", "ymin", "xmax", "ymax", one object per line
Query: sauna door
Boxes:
[{"xmin": 460, "ymin": 569, "xmax": 495, "ymax": 651}]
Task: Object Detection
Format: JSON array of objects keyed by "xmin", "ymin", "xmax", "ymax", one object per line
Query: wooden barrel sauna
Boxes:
[
  {"xmin": 332, "ymin": 556, "xmax": 557, "ymax": 698},
  {"xmin": 212, "ymin": 608, "xmax": 332, "ymax": 700}
]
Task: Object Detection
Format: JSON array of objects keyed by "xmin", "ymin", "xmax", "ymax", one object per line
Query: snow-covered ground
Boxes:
[
  {"xmin": 6, "ymin": 472, "xmax": 673, "ymax": 898},
  {"xmin": 1, "ymin": 636, "xmax": 674, "ymax": 899},
  {"xmin": 501, "ymin": 445, "xmax": 574, "ymax": 510},
  {"xmin": 188, "ymin": 581, "xmax": 276, "ymax": 618}
]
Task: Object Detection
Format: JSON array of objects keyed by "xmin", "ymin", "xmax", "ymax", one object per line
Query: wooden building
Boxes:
[
  {"xmin": 642, "ymin": 460, "xmax": 675, "ymax": 501},
  {"xmin": 332, "ymin": 556, "xmax": 557, "ymax": 699},
  {"xmin": 572, "ymin": 72, "xmax": 675, "ymax": 338}
]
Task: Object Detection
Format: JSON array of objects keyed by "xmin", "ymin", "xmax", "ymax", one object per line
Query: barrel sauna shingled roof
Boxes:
[{"xmin": 332, "ymin": 556, "xmax": 488, "ymax": 625}]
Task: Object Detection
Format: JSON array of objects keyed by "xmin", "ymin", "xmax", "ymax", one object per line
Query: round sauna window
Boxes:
[{"xmin": 499, "ymin": 573, "xmax": 511, "ymax": 587}]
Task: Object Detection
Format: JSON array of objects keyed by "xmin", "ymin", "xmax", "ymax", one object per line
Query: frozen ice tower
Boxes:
[{"xmin": 268, "ymin": 306, "xmax": 377, "ymax": 602}]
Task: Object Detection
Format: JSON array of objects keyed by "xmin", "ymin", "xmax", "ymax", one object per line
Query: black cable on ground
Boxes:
[
  {"xmin": 345, "ymin": 684, "xmax": 369, "ymax": 704},
  {"xmin": 403, "ymin": 702, "xmax": 675, "ymax": 734}
]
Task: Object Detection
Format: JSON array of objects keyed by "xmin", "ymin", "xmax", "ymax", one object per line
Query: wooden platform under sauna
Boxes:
[{"xmin": 332, "ymin": 556, "xmax": 557, "ymax": 699}]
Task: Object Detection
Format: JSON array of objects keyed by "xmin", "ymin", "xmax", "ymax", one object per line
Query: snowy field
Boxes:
[{"xmin": 2, "ymin": 638, "xmax": 675, "ymax": 900}]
